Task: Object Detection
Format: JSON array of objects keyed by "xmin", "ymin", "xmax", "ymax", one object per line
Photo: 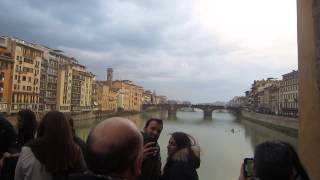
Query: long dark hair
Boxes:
[
  {"xmin": 254, "ymin": 141, "xmax": 309, "ymax": 180},
  {"xmin": 170, "ymin": 132, "xmax": 196, "ymax": 150},
  {"xmin": 32, "ymin": 111, "xmax": 81, "ymax": 175},
  {"xmin": 281, "ymin": 142, "xmax": 310, "ymax": 180},
  {"xmin": 163, "ymin": 132, "xmax": 199, "ymax": 177},
  {"xmin": 17, "ymin": 109, "xmax": 37, "ymax": 147}
]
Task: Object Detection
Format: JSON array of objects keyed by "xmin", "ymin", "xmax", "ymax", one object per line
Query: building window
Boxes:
[{"xmin": 22, "ymin": 76, "xmax": 26, "ymax": 81}]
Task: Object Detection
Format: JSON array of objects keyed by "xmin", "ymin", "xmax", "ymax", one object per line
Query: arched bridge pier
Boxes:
[{"xmin": 191, "ymin": 105, "xmax": 225, "ymax": 119}]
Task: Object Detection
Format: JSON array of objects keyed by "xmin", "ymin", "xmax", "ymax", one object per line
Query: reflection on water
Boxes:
[
  {"xmin": 74, "ymin": 110, "xmax": 297, "ymax": 180},
  {"xmin": 241, "ymin": 119, "xmax": 297, "ymax": 149}
]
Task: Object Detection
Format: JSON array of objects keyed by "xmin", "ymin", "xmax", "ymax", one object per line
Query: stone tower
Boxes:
[{"xmin": 107, "ymin": 68, "xmax": 113, "ymax": 86}]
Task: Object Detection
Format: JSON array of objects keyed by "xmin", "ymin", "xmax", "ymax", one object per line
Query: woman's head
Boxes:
[
  {"xmin": 37, "ymin": 111, "xmax": 72, "ymax": 142},
  {"xmin": 35, "ymin": 111, "xmax": 80, "ymax": 174},
  {"xmin": 167, "ymin": 132, "xmax": 195, "ymax": 156},
  {"xmin": 254, "ymin": 141, "xmax": 309, "ymax": 180},
  {"xmin": 17, "ymin": 109, "xmax": 37, "ymax": 146},
  {"xmin": 281, "ymin": 142, "xmax": 310, "ymax": 180}
]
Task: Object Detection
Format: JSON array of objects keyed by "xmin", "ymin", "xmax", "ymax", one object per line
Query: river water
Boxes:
[{"xmin": 74, "ymin": 110, "xmax": 297, "ymax": 180}]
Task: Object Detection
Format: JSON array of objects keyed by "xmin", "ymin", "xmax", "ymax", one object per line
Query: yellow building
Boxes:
[
  {"xmin": 249, "ymin": 78, "xmax": 278, "ymax": 111},
  {"xmin": 263, "ymin": 83, "xmax": 280, "ymax": 114},
  {"xmin": 72, "ymin": 62, "xmax": 94, "ymax": 111},
  {"xmin": 57, "ymin": 57, "xmax": 94, "ymax": 112},
  {"xmin": 95, "ymin": 81, "xmax": 118, "ymax": 111},
  {"xmin": 0, "ymin": 37, "xmax": 14, "ymax": 114},
  {"xmin": 143, "ymin": 90, "xmax": 153, "ymax": 104},
  {"xmin": 2, "ymin": 37, "xmax": 43, "ymax": 113},
  {"xmin": 113, "ymin": 80, "xmax": 144, "ymax": 112},
  {"xmin": 56, "ymin": 55, "xmax": 73, "ymax": 112}
]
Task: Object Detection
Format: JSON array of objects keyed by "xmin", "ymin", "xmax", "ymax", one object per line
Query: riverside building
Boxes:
[
  {"xmin": 1, "ymin": 37, "xmax": 43, "ymax": 113},
  {"xmin": 279, "ymin": 70, "xmax": 298, "ymax": 116},
  {"xmin": 0, "ymin": 37, "xmax": 14, "ymax": 114},
  {"xmin": 113, "ymin": 80, "xmax": 144, "ymax": 112},
  {"xmin": 95, "ymin": 81, "xmax": 118, "ymax": 111},
  {"xmin": 38, "ymin": 46, "xmax": 59, "ymax": 112},
  {"xmin": 248, "ymin": 78, "xmax": 278, "ymax": 112},
  {"xmin": 0, "ymin": 36, "xmax": 96, "ymax": 114},
  {"xmin": 95, "ymin": 68, "xmax": 118, "ymax": 112},
  {"xmin": 57, "ymin": 57, "xmax": 94, "ymax": 112}
]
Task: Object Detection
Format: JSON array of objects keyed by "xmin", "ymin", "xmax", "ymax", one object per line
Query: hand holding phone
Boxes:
[
  {"xmin": 243, "ymin": 158, "xmax": 254, "ymax": 178},
  {"xmin": 142, "ymin": 132, "xmax": 158, "ymax": 160}
]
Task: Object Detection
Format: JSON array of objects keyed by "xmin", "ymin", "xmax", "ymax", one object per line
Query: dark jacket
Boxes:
[
  {"xmin": 68, "ymin": 171, "xmax": 129, "ymax": 180},
  {"xmin": 162, "ymin": 146, "xmax": 200, "ymax": 180},
  {"xmin": 1, "ymin": 156, "xmax": 19, "ymax": 180},
  {"xmin": 74, "ymin": 136, "xmax": 86, "ymax": 155},
  {"xmin": 138, "ymin": 143, "xmax": 162, "ymax": 180},
  {"xmin": 0, "ymin": 114, "xmax": 17, "ymax": 159}
]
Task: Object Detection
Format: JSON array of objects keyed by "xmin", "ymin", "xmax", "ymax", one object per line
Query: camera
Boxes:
[{"xmin": 244, "ymin": 158, "xmax": 254, "ymax": 178}]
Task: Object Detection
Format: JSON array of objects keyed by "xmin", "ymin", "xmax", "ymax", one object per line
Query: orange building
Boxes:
[
  {"xmin": 95, "ymin": 81, "xmax": 118, "ymax": 111},
  {"xmin": 113, "ymin": 80, "xmax": 143, "ymax": 112},
  {"xmin": 0, "ymin": 37, "xmax": 14, "ymax": 114},
  {"xmin": 2, "ymin": 37, "xmax": 44, "ymax": 113}
]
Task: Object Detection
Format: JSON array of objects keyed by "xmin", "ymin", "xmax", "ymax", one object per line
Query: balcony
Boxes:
[
  {"xmin": 44, "ymin": 99, "xmax": 56, "ymax": 104},
  {"xmin": 16, "ymin": 70, "xmax": 27, "ymax": 74}
]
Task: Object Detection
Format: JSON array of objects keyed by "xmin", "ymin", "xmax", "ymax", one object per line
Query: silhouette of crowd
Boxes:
[{"xmin": 0, "ymin": 110, "xmax": 309, "ymax": 180}]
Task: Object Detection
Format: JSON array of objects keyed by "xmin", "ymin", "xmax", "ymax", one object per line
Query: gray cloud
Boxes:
[{"xmin": 0, "ymin": 0, "xmax": 297, "ymax": 103}]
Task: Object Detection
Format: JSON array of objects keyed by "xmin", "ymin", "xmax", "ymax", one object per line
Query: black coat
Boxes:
[
  {"xmin": 162, "ymin": 146, "xmax": 200, "ymax": 180},
  {"xmin": 0, "ymin": 115, "xmax": 17, "ymax": 159},
  {"xmin": 138, "ymin": 143, "xmax": 162, "ymax": 180},
  {"xmin": 138, "ymin": 132, "xmax": 162, "ymax": 180},
  {"xmin": 68, "ymin": 171, "xmax": 127, "ymax": 180}
]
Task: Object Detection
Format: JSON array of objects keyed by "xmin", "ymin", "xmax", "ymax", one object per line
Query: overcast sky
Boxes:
[{"xmin": 0, "ymin": 0, "xmax": 297, "ymax": 103}]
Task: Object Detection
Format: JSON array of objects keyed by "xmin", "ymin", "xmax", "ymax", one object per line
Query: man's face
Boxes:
[{"xmin": 144, "ymin": 121, "xmax": 163, "ymax": 141}]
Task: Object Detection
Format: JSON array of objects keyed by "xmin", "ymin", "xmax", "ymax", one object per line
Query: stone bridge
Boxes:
[{"xmin": 142, "ymin": 104, "xmax": 241, "ymax": 119}]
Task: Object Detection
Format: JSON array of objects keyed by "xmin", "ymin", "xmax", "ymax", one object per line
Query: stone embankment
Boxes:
[
  {"xmin": 6, "ymin": 110, "xmax": 140, "ymax": 127},
  {"xmin": 241, "ymin": 111, "xmax": 298, "ymax": 137}
]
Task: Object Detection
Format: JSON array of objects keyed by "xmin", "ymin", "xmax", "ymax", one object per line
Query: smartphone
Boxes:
[
  {"xmin": 244, "ymin": 158, "xmax": 254, "ymax": 178},
  {"xmin": 142, "ymin": 132, "xmax": 156, "ymax": 146}
]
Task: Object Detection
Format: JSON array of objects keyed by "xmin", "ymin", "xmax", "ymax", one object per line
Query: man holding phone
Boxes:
[{"xmin": 138, "ymin": 118, "xmax": 163, "ymax": 180}]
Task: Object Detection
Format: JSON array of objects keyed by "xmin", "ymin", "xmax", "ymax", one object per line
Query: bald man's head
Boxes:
[{"xmin": 86, "ymin": 117, "xmax": 143, "ymax": 176}]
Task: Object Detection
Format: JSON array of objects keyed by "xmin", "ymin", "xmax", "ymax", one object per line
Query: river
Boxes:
[{"xmin": 74, "ymin": 110, "xmax": 297, "ymax": 180}]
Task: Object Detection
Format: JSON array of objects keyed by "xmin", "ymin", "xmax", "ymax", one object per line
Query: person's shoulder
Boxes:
[
  {"xmin": 0, "ymin": 117, "xmax": 14, "ymax": 131},
  {"xmin": 19, "ymin": 146, "xmax": 36, "ymax": 160},
  {"xmin": 169, "ymin": 161, "xmax": 189, "ymax": 169},
  {"xmin": 20, "ymin": 146, "xmax": 32, "ymax": 154},
  {"xmin": 170, "ymin": 160, "xmax": 199, "ymax": 174}
]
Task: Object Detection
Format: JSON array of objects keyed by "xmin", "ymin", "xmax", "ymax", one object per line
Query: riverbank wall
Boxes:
[
  {"xmin": 6, "ymin": 110, "xmax": 141, "ymax": 127},
  {"xmin": 241, "ymin": 111, "xmax": 299, "ymax": 137}
]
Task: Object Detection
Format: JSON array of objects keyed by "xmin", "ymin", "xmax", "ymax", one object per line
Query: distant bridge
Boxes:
[{"xmin": 142, "ymin": 104, "xmax": 241, "ymax": 119}]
